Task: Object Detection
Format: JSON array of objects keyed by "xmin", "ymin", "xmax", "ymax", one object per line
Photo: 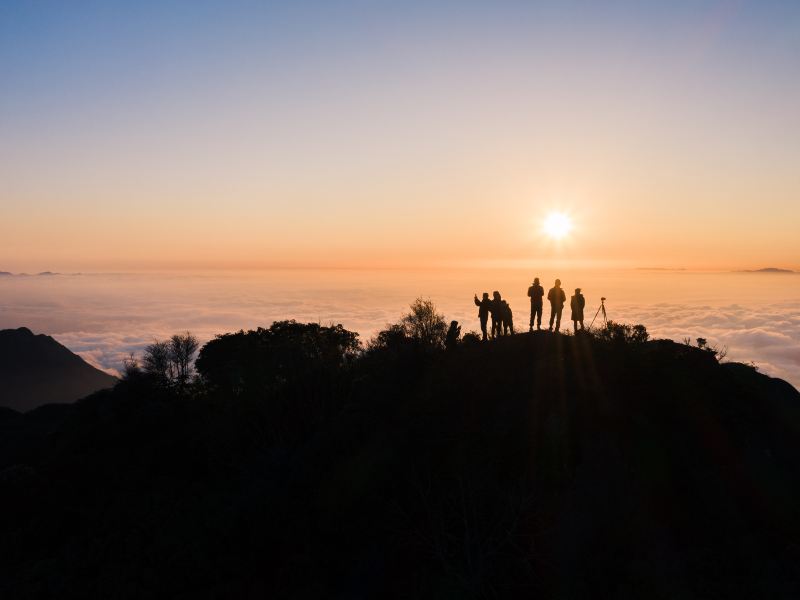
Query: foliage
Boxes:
[
  {"xmin": 401, "ymin": 297, "xmax": 448, "ymax": 349},
  {"xmin": 460, "ymin": 331, "xmax": 482, "ymax": 347},
  {"xmin": 141, "ymin": 332, "xmax": 199, "ymax": 388},
  {"xmin": 195, "ymin": 321, "xmax": 360, "ymax": 441},
  {"xmin": 695, "ymin": 337, "xmax": 728, "ymax": 362},
  {"xmin": 594, "ymin": 320, "xmax": 649, "ymax": 344},
  {"xmin": 170, "ymin": 332, "xmax": 199, "ymax": 386},
  {"xmin": 367, "ymin": 323, "xmax": 409, "ymax": 352},
  {"xmin": 196, "ymin": 320, "xmax": 360, "ymax": 393}
]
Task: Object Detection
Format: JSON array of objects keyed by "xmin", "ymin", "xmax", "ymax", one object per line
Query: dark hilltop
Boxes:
[{"xmin": 1, "ymin": 306, "xmax": 799, "ymax": 599}]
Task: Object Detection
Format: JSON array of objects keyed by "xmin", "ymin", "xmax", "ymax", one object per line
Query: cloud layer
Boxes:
[
  {"xmin": 1, "ymin": 272, "xmax": 797, "ymax": 388},
  {"xmin": 621, "ymin": 301, "xmax": 800, "ymax": 385}
]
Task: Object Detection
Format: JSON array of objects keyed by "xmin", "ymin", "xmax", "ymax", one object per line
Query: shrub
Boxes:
[
  {"xmin": 401, "ymin": 297, "xmax": 448, "ymax": 349},
  {"xmin": 595, "ymin": 321, "xmax": 649, "ymax": 344}
]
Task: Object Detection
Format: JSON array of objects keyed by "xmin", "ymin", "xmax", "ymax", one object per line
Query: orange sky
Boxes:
[{"xmin": 2, "ymin": 2, "xmax": 799, "ymax": 272}]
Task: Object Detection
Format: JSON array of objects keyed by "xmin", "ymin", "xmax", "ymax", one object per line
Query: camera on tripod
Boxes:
[{"xmin": 590, "ymin": 297, "xmax": 608, "ymax": 330}]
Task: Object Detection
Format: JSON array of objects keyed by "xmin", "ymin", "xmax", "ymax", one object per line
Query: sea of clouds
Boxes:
[
  {"xmin": 621, "ymin": 301, "xmax": 800, "ymax": 385},
  {"xmin": 1, "ymin": 270, "xmax": 797, "ymax": 388}
]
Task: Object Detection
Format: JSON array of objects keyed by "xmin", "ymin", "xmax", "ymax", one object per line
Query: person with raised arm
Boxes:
[{"xmin": 473, "ymin": 292, "xmax": 491, "ymax": 341}]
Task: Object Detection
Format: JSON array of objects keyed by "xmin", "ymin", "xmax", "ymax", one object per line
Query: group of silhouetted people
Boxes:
[
  {"xmin": 473, "ymin": 291, "xmax": 514, "ymax": 341},
  {"xmin": 474, "ymin": 278, "xmax": 586, "ymax": 339}
]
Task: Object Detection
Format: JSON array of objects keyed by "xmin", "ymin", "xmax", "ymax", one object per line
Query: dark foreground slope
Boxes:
[
  {"xmin": 0, "ymin": 327, "xmax": 117, "ymax": 411},
  {"xmin": 1, "ymin": 330, "xmax": 799, "ymax": 599}
]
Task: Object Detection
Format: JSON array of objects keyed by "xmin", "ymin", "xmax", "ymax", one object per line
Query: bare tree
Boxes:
[
  {"xmin": 170, "ymin": 332, "xmax": 199, "ymax": 386},
  {"xmin": 122, "ymin": 353, "xmax": 141, "ymax": 380},
  {"xmin": 143, "ymin": 340, "xmax": 173, "ymax": 384},
  {"xmin": 141, "ymin": 332, "xmax": 199, "ymax": 388}
]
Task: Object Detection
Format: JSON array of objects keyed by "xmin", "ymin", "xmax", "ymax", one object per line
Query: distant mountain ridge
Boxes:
[
  {"xmin": 0, "ymin": 327, "xmax": 117, "ymax": 412},
  {"xmin": 740, "ymin": 267, "xmax": 796, "ymax": 273},
  {"xmin": 0, "ymin": 271, "xmax": 62, "ymax": 276}
]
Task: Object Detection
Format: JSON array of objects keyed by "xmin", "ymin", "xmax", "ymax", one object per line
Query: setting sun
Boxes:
[{"xmin": 542, "ymin": 212, "xmax": 573, "ymax": 240}]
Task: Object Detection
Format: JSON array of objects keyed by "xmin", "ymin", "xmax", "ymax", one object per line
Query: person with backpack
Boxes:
[{"xmin": 502, "ymin": 300, "xmax": 514, "ymax": 335}]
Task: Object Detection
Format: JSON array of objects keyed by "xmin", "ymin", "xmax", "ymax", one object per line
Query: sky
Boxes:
[{"xmin": 1, "ymin": 0, "xmax": 799, "ymax": 271}]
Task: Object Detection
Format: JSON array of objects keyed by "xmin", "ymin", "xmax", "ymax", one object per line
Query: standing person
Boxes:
[
  {"xmin": 490, "ymin": 291, "xmax": 503, "ymax": 339},
  {"xmin": 474, "ymin": 293, "xmax": 491, "ymax": 341},
  {"xmin": 502, "ymin": 300, "xmax": 514, "ymax": 335},
  {"xmin": 570, "ymin": 288, "xmax": 585, "ymax": 333},
  {"xmin": 527, "ymin": 277, "xmax": 544, "ymax": 331},
  {"xmin": 547, "ymin": 279, "xmax": 567, "ymax": 332}
]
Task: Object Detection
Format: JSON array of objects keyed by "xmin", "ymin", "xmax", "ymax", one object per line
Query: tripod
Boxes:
[{"xmin": 589, "ymin": 297, "xmax": 607, "ymax": 330}]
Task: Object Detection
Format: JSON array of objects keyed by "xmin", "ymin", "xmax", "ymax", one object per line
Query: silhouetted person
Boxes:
[
  {"xmin": 490, "ymin": 291, "xmax": 503, "ymax": 339},
  {"xmin": 571, "ymin": 288, "xmax": 585, "ymax": 333},
  {"xmin": 474, "ymin": 293, "xmax": 491, "ymax": 341},
  {"xmin": 501, "ymin": 300, "xmax": 514, "ymax": 335},
  {"xmin": 445, "ymin": 320, "xmax": 461, "ymax": 350},
  {"xmin": 527, "ymin": 277, "xmax": 544, "ymax": 331},
  {"xmin": 547, "ymin": 279, "xmax": 566, "ymax": 332}
]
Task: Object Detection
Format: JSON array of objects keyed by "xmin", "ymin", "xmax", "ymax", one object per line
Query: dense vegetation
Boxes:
[{"xmin": 1, "ymin": 302, "xmax": 799, "ymax": 599}]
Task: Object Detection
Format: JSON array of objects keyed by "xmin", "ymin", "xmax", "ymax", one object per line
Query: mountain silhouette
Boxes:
[
  {"xmin": 0, "ymin": 327, "xmax": 117, "ymax": 412},
  {"xmin": 753, "ymin": 267, "xmax": 795, "ymax": 273},
  {"xmin": 739, "ymin": 267, "xmax": 796, "ymax": 273},
  {"xmin": 0, "ymin": 322, "xmax": 799, "ymax": 598}
]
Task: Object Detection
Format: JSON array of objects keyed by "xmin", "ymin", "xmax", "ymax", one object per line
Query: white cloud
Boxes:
[
  {"xmin": 620, "ymin": 302, "xmax": 800, "ymax": 386},
  {"xmin": 1, "ymin": 273, "xmax": 798, "ymax": 389}
]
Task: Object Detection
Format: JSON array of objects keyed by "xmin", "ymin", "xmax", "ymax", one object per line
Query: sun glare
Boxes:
[{"xmin": 542, "ymin": 212, "xmax": 573, "ymax": 240}]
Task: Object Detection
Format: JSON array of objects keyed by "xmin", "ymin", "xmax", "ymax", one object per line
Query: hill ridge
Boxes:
[{"xmin": 0, "ymin": 327, "xmax": 117, "ymax": 411}]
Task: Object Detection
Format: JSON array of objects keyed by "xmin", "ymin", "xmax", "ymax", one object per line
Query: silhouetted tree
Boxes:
[
  {"xmin": 170, "ymin": 332, "xmax": 199, "ymax": 387},
  {"xmin": 196, "ymin": 321, "xmax": 360, "ymax": 440},
  {"xmin": 368, "ymin": 323, "xmax": 409, "ymax": 351},
  {"xmin": 197, "ymin": 321, "xmax": 360, "ymax": 395},
  {"xmin": 140, "ymin": 332, "xmax": 199, "ymax": 389},
  {"xmin": 401, "ymin": 297, "xmax": 447, "ymax": 349},
  {"xmin": 143, "ymin": 340, "xmax": 173, "ymax": 384}
]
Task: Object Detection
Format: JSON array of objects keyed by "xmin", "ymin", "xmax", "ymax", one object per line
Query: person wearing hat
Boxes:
[
  {"xmin": 570, "ymin": 287, "xmax": 586, "ymax": 333},
  {"xmin": 547, "ymin": 279, "xmax": 567, "ymax": 332},
  {"xmin": 527, "ymin": 277, "xmax": 544, "ymax": 331}
]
